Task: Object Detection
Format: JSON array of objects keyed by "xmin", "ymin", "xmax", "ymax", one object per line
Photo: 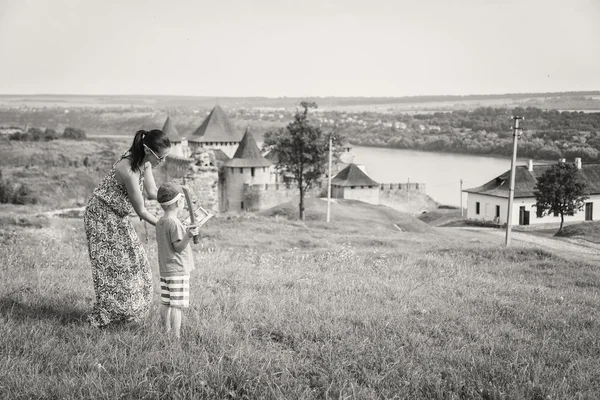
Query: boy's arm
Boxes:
[
  {"xmin": 172, "ymin": 232, "xmax": 193, "ymax": 253},
  {"xmin": 170, "ymin": 221, "xmax": 197, "ymax": 253}
]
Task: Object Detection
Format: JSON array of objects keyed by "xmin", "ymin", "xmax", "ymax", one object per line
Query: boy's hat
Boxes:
[{"xmin": 158, "ymin": 182, "xmax": 183, "ymax": 205}]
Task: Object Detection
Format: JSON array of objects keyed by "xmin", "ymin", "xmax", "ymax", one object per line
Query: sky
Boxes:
[{"xmin": 0, "ymin": 0, "xmax": 599, "ymax": 98}]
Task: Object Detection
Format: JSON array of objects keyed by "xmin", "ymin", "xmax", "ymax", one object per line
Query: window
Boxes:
[
  {"xmin": 241, "ymin": 201, "xmax": 244, "ymax": 210},
  {"xmin": 495, "ymin": 205, "xmax": 500, "ymax": 218},
  {"xmin": 553, "ymin": 209, "xmax": 559, "ymax": 217},
  {"xmin": 251, "ymin": 167, "xmax": 255, "ymax": 177},
  {"xmin": 536, "ymin": 206, "xmax": 543, "ymax": 218},
  {"xmin": 351, "ymin": 186, "xmax": 356, "ymax": 189},
  {"xmin": 476, "ymin": 202, "xmax": 480, "ymax": 215},
  {"xmin": 239, "ymin": 168, "xmax": 243, "ymax": 174}
]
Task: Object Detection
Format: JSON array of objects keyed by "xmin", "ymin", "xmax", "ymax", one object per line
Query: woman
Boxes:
[{"xmin": 84, "ymin": 129, "xmax": 171, "ymax": 327}]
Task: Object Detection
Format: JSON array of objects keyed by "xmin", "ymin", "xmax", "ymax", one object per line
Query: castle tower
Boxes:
[
  {"xmin": 331, "ymin": 163, "xmax": 380, "ymax": 205},
  {"xmin": 220, "ymin": 128, "xmax": 271, "ymax": 212},
  {"xmin": 188, "ymin": 105, "xmax": 242, "ymax": 158},
  {"xmin": 162, "ymin": 116, "xmax": 189, "ymax": 158}
]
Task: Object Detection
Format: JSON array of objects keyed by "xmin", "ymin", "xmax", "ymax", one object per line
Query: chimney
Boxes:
[
  {"xmin": 527, "ymin": 159, "xmax": 534, "ymax": 172},
  {"xmin": 575, "ymin": 157, "xmax": 582, "ymax": 169}
]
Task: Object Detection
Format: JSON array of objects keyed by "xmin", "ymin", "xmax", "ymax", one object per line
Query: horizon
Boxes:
[
  {"xmin": 1, "ymin": 0, "xmax": 599, "ymax": 97},
  {"xmin": 1, "ymin": 90, "xmax": 599, "ymax": 99}
]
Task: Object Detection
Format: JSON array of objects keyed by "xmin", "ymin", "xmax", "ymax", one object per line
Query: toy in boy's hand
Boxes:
[{"xmin": 182, "ymin": 186, "xmax": 213, "ymax": 244}]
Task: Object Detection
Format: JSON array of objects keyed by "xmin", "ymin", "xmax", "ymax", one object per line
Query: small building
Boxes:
[
  {"xmin": 188, "ymin": 105, "xmax": 242, "ymax": 158},
  {"xmin": 162, "ymin": 116, "xmax": 190, "ymax": 158},
  {"xmin": 220, "ymin": 128, "xmax": 272, "ymax": 212},
  {"xmin": 331, "ymin": 163, "xmax": 380, "ymax": 205},
  {"xmin": 463, "ymin": 158, "xmax": 600, "ymax": 226}
]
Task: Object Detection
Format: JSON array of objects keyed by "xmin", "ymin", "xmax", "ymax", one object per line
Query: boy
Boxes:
[{"xmin": 155, "ymin": 182, "xmax": 199, "ymax": 339}]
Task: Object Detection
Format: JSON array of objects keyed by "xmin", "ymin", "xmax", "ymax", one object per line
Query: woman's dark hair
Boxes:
[{"xmin": 127, "ymin": 129, "xmax": 171, "ymax": 172}]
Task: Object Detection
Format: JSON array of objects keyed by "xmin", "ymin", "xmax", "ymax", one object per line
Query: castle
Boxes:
[{"xmin": 154, "ymin": 105, "xmax": 432, "ymax": 216}]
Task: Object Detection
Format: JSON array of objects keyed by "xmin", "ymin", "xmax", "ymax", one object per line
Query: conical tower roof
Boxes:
[
  {"xmin": 223, "ymin": 128, "xmax": 271, "ymax": 167},
  {"xmin": 188, "ymin": 105, "xmax": 241, "ymax": 143},
  {"xmin": 331, "ymin": 164, "xmax": 379, "ymax": 187},
  {"xmin": 162, "ymin": 116, "xmax": 184, "ymax": 142}
]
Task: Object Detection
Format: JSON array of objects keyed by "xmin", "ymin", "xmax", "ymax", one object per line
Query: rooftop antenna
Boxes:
[{"xmin": 505, "ymin": 116, "xmax": 524, "ymax": 246}]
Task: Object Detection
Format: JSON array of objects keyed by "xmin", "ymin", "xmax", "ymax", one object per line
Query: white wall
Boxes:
[
  {"xmin": 466, "ymin": 193, "xmax": 506, "ymax": 223},
  {"xmin": 466, "ymin": 193, "xmax": 600, "ymax": 225},
  {"xmin": 334, "ymin": 186, "xmax": 380, "ymax": 205}
]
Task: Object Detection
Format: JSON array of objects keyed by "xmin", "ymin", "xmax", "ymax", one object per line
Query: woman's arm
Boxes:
[
  {"xmin": 115, "ymin": 160, "xmax": 158, "ymax": 226},
  {"xmin": 143, "ymin": 162, "xmax": 159, "ymax": 200}
]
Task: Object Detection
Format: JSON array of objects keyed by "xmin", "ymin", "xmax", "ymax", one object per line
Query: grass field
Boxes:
[
  {"xmin": 555, "ymin": 221, "xmax": 600, "ymax": 244},
  {"xmin": 1, "ymin": 197, "xmax": 599, "ymax": 399}
]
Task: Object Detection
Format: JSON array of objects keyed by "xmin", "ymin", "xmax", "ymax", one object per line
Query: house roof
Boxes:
[
  {"xmin": 464, "ymin": 162, "xmax": 600, "ymax": 198},
  {"xmin": 162, "ymin": 116, "xmax": 184, "ymax": 142},
  {"xmin": 212, "ymin": 148, "xmax": 230, "ymax": 162},
  {"xmin": 263, "ymin": 149, "xmax": 278, "ymax": 164},
  {"xmin": 188, "ymin": 105, "xmax": 241, "ymax": 143},
  {"xmin": 223, "ymin": 128, "xmax": 272, "ymax": 168},
  {"xmin": 331, "ymin": 164, "xmax": 379, "ymax": 187}
]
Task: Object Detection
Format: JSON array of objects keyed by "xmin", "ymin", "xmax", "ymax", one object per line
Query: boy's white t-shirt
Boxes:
[{"xmin": 155, "ymin": 216, "xmax": 194, "ymax": 277}]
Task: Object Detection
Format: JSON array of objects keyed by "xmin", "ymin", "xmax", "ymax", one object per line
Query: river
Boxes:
[{"xmin": 351, "ymin": 146, "xmax": 532, "ymax": 207}]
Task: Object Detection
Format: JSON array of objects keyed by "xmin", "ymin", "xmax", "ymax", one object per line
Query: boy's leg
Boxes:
[
  {"xmin": 165, "ymin": 275, "xmax": 189, "ymax": 339},
  {"xmin": 159, "ymin": 276, "xmax": 172, "ymax": 332},
  {"xmin": 160, "ymin": 304, "xmax": 171, "ymax": 332},
  {"xmin": 170, "ymin": 306, "xmax": 182, "ymax": 339}
]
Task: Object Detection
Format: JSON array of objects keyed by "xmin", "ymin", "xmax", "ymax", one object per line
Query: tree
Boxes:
[
  {"xmin": 263, "ymin": 101, "xmax": 344, "ymax": 220},
  {"xmin": 63, "ymin": 127, "xmax": 86, "ymax": 140},
  {"xmin": 44, "ymin": 128, "xmax": 58, "ymax": 141},
  {"xmin": 534, "ymin": 162, "xmax": 588, "ymax": 233}
]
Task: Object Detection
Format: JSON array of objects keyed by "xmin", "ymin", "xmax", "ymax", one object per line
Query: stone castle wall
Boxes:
[
  {"xmin": 243, "ymin": 183, "xmax": 321, "ymax": 212},
  {"xmin": 146, "ymin": 166, "xmax": 219, "ymax": 219},
  {"xmin": 379, "ymin": 182, "xmax": 426, "ymax": 194},
  {"xmin": 378, "ymin": 182, "xmax": 437, "ymax": 214}
]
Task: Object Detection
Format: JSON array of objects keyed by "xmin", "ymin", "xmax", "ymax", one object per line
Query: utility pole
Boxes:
[
  {"xmin": 326, "ymin": 130, "xmax": 334, "ymax": 223},
  {"xmin": 460, "ymin": 179, "xmax": 463, "ymax": 217},
  {"xmin": 505, "ymin": 116, "xmax": 524, "ymax": 246}
]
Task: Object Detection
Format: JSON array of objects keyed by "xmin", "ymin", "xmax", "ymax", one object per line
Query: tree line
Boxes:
[
  {"xmin": 7, "ymin": 126, "xmax": 87, "ymax": 141},
  {"xmin": 338, "ymin": 107, "xmax": 600, "ymax": 161}
]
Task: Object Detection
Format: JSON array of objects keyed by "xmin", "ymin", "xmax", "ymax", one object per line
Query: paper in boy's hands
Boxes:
[{"xmin": 183, "ymin": 205, "xmax": 213, "ymax": 228}]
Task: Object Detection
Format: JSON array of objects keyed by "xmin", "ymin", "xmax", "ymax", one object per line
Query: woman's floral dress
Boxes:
[{"xmin": 83, "ymin": 156, "xmax": 152, "ymax": 327}]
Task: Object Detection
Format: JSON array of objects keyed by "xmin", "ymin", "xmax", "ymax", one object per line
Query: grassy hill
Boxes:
[
  {"xmin": 1, "ymin": 197, "xmax": 599, "ymax": 398},
  {"xmin": 554, "ymin": 221, "xmax": 600, "ymax": 244},
  {"xmin": 0, "ymin": 138, "xmax": 132, "ymax": 208}
]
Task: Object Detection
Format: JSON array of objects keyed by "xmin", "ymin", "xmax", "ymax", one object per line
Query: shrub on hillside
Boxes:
[
  {"xmin": 0, "ymin": 178, "xmax": 37, "ymax": 205},
  {"xmin": 9, "ymin": 131, "xmax": 31, "ymax": 141},
  {"xmin": 44, "ymin": 128, "xmax": 59, "ymax": 141},
  {"xmin": 12, "ymin": 184, "xmax": 38, "ymax": 205},
  {"xmin": 63, "ymin": 127, "xmax": 87, "ymax": 140},
  {"xmin": 0, "ymin": 178, "xmax": 15, "ymax": 203}
]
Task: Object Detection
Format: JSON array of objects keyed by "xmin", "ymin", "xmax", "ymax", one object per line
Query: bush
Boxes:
[
  {"xmin": 44, "ymin": 128, "xmax": 59, "ymax": 141},
  {"xmin": 0, "ymin": 179, "xmax": 37, "ymax": 205},
  {"xmin": 63, "ymin": 127, "xmax": 87, "ymax": 140},
  {"xmin": 12, "ymin": 183, "xmax": 38, "ymax": 205},
  {"xmin": 0, "ymin": 179, "xmax": 15, "ymax": 203}
]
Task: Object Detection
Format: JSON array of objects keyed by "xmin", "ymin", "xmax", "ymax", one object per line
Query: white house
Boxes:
[{"xmin": 463, "ymin": 158, "xmax": 599, "ymax": 226}]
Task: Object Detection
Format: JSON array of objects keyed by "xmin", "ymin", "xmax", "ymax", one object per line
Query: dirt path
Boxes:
[{"xmin": 446, "ymin": 227, "xmax": 600, "ymax": 264}]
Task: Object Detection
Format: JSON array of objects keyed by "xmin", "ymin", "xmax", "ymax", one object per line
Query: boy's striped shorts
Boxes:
[{"xmin": 160, "ymin": 276, "xmax": 190, "ymax": 308}]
